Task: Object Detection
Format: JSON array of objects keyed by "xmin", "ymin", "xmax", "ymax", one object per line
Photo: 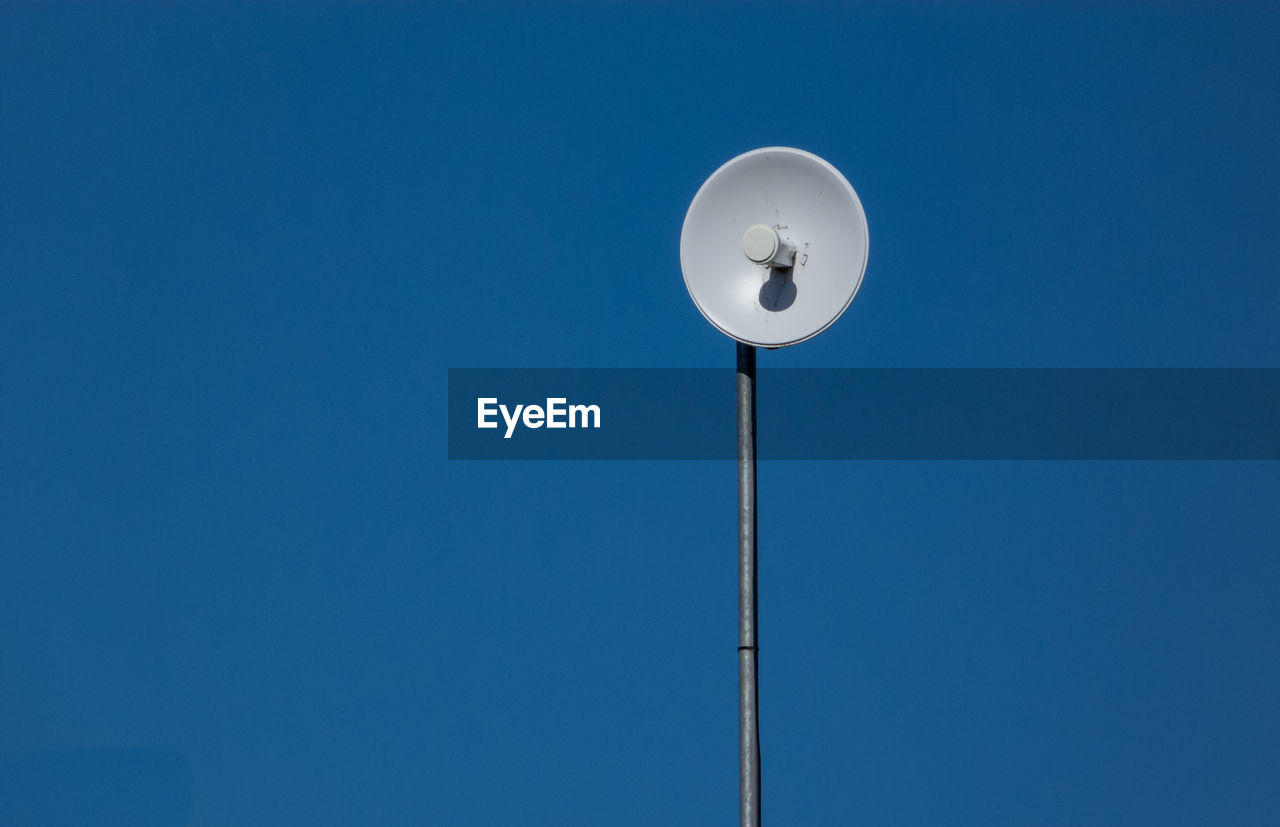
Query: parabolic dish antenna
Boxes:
[{"xmin": 680, "ymin": 147, "xmax": 869, "ymax": 347}]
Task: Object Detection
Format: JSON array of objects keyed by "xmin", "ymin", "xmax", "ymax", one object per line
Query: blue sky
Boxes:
[{"xmin": 2, "ymin": 5, "xmax": 1279, "ymax": 825}]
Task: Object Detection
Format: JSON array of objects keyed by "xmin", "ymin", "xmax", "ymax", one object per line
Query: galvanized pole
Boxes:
[{"xmin": 737, "ymin": 342, "xmax": 761, "ymax": 827}]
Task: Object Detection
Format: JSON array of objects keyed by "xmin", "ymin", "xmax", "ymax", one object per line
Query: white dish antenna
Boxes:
[{"xmin": 680, "ymin": 147, "xmax": 869, "ymax": 347}]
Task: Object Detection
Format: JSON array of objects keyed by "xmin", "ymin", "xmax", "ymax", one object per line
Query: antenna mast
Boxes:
[{"xmin": 738, "ymin": 342, "xmax": 761, "ymax": 827}]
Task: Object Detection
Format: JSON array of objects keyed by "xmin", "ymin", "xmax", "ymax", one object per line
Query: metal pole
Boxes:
[{"xmin": 737, "ymin": 342, "xmax": 761, "ymax": 827}]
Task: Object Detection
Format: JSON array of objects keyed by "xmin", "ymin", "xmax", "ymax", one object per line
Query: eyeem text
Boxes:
[{"xmin": 477, "ymin": 397, "xmax": 601, "ymax": 439}]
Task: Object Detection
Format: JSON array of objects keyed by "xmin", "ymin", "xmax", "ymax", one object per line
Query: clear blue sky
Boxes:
[{"xmin": 3, "ymin": 5, "xmax": 1279, "ymax": 825}]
